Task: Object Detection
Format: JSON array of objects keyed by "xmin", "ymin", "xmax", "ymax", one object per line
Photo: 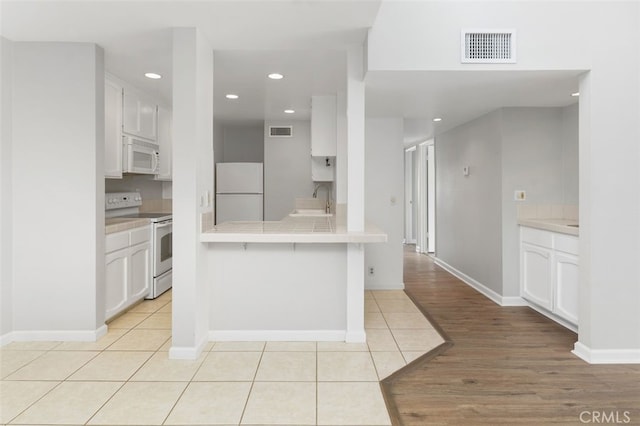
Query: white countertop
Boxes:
[
  {"xmin": 105, "ymin": 217, "xmax": 151, "ymax": 234},
  {"xmin": 200, "ymin": 215, "xmax": 387, "ymax": 243},
  {"xmin": 518, "ymin": 218, "xmax": 579, "ymax": 236}
]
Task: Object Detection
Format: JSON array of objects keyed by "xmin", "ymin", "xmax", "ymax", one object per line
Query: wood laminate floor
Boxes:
[{"xmin": 382, "ymin": 246, "xmax": 640, "ymax": 425}]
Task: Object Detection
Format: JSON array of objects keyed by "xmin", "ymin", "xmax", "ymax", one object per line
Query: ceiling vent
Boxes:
[
  {"xmin": 269, "ymin": 126, "xmax": 293, "ymax": 137},
  {"xmin": 461, "ymin": 29, "xmax": 516, "ymax": 63}
]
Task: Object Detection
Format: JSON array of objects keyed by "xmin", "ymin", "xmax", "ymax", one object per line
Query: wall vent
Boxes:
[
  {"xmin": 269, "ymin": 126, "xmax": 293, "ymax": 137},
  {"xmin": 461, "ymin": 29, "xmax": 516, "ymax": 63}
]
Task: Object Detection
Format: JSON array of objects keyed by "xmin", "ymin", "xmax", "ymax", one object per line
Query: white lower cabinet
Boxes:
[
  {"xmin": 521, "ymin": 242, "xmax": 553, "ymax": 310},
  {"xmin": 105, "ymin": 226, "xmax": 151, "ymax": 321},
  {"xmin": 520, "ymin": 227, "xmax": 579, "ymax": 328},
  {"xmin": 554, "ymin": 252, "xmax": 579, "ymax": 325}
]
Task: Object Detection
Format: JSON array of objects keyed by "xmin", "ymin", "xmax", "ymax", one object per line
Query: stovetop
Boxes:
[{"xmin": 120, "ymin": 212, "xmax": 172, "ymax": 222}]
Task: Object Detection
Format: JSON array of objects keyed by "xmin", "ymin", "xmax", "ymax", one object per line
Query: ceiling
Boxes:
[
  {"xmin": 365, "ymin": 70, "xmax": 582, "ymax": 145},
  {"xmin": 2, "ymin": 1, "xmax": 580, "ymax": 140}
]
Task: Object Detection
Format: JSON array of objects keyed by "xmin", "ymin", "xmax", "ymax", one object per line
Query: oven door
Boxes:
[{"xmin": 154, "ymin": 220, "xmax": 172, "ymax": 276}]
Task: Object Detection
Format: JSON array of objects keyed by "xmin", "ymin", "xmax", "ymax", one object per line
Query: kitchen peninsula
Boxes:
[{"xmin": 201, "ymin": 213, "xmax": 386, "ymax": 342}]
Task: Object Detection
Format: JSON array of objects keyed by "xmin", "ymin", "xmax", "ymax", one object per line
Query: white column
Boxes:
[
  {"xmin": 170, "ymin": 28, "xmax": 214, "ymax": 359},
  {"xmin": 345, "ymin": 45, "xmax": 366, "ymax": 342}
]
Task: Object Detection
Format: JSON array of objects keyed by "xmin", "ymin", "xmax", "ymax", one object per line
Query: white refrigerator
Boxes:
[{"xmin": 216, "ymin": 162, "xmax": 264, "ymax": 223}]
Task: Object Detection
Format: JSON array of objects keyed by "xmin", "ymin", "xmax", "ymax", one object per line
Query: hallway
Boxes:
[{"xmin": 382, "ymin": 247, "xmax": 640, "ymax": 425}]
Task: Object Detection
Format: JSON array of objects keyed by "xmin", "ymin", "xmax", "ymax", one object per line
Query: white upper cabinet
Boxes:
[
  {"xmin": 154, "ymin": 106, "xmax": 172, "ymax": 181},
  {"xmin": 104, "ymin": 77, "xmax": 123, "ymax": 179},
  {"xmin": 311, "ymin": 95, "xmax": 337, "ymax": 157},
  {"xmin": 123, "ymin": 87, "xmax": 157, "ymax": 141}
]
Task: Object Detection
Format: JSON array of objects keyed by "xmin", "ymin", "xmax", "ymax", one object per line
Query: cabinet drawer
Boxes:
[
  {"xmin": 130, "ymin": 226, "xmax": 151, "ymax": 246},
  {"xmin": 521, "ymin": 227, "xmax": 552, "ymax": 248},
  {"xmin": 106, "ymin": 232, "xmax": 129, "ymax": 253},
  {"xmin": 554, "ymin": 234, "xmax": 579, "ymax": 255}
]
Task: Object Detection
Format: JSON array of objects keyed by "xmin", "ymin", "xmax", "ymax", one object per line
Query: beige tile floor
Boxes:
[{"xmin": 0, "ymin": 289, "xmax": 444, "ymax": 425}]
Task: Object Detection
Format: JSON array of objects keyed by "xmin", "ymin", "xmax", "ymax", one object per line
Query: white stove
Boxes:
[{"xmin": 106, "ymin": 192, "xmax": 172, "ymax": 299}]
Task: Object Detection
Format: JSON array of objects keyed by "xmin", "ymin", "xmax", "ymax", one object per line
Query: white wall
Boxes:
[
  {"xmin": 0, "ymin": 37, "xmax": 14, "ymax": 338},
  {"xmin": 436, "ymin": 110, "xmax": 503, "ymax": 294},
  {"xmin": 11, "ymin": 42, "xmax": 105, "ymax": 335},
  {"xmin": 171, "ymin": 28, "xmax": 214, "ymax": 359},
  {"xmin": 105, "ymin": 174, "xmax": 164, "ymax": 200},
  {"xmin": 437, "ymin": 107, "xmax": 576, "ymax": 298},
  {"xmin": 263, "ymin": 120, "xmax": 314, "ymax": 220},
  {"xmin": 369, "ymin": 1, "xmax": 640, "ymax": 359},
  {"xmin": 561, "ymin": 103, "xmax": 579, "ymax": 205},
  {"xmin": 364, "ymin": 118, "xmax": 404, "ymax": 289},
  {"xmin": 500, "ymin": 107, "xmax": 566, "ymax": 297},
  {"xmin": 222, "ymin": 124, "xmax": 264, "ymax": 163}
]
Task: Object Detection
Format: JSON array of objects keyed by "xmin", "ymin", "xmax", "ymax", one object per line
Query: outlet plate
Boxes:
[{"xmin": 368, "ymin": 267, "xmax": 375, "ymax": 276}]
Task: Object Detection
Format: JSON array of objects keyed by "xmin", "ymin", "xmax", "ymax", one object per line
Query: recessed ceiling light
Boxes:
[
  {"xmin": 433, "ymin": 117, "xmax": 442, "ymax": 122},
  {"xmin": 268, "ymin": 73, "xmax": 284, "ymax": 80},
  {"xmin": 144, "ymin": 72, "xmax": 162, "ymax": 79},
  {"xmin": 284, "ymin": 109, "xmax": 295, "ymax": 114},
  {"xmin": 225, "ymin": 94, "xmax": 239, "ymax": 99},
  {"xmin": 571, "ymin": 92, "xmax": 580, "ymax": 97}
]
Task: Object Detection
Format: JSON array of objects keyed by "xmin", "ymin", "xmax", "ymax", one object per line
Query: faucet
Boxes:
[{"xmin": 313, "ymin": 183, "xmax": 332, "ymax": 213}]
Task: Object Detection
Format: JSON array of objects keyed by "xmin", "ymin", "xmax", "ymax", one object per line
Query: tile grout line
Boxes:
[
  {"xmin": 84, "ymin": 297, "xmax": 169, "ymax": 425},
  {"xmin": 237, "ymin": 342, "xmax": 266, "ymax": 425}
]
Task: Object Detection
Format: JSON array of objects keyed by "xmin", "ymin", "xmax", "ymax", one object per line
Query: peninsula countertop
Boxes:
[
  {"xmin": 518, "ymin": 218, "xmax": 579, "ymax": 236},
  {"xmin": 200, "ymin": 215, "xmax": 387, "ymax": 243}
]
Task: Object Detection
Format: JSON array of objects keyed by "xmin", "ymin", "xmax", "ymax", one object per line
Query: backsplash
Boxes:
[
  {"xmin": 517, "ymin": 204, "xmax": 578, "ymax": 221},
  {"xmin": 140, "ymin": 199, "xmax": 173, "ymax": 213}
]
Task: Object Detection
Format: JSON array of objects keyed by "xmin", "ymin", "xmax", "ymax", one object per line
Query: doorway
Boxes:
[{"xmin": 404, "ymin": 139, "xmax": 435, "ymax": 254}]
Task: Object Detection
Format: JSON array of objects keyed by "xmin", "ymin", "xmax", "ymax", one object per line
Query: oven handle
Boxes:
[{"xmin": 155, "ymin": 221, "xmax": 172, "ymax": 229}]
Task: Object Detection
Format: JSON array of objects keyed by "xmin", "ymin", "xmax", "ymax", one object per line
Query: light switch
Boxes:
[
  {"xmin": 514, "ymin": 190, "xmax": 526, "ymax": 201},
  {"xmin": 463, "ymin": 166, "xmax": 470, "ymax": 176}
]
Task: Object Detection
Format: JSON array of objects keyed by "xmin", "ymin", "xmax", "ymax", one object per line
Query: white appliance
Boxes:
[
  {"xmin": 123, "ymin": 135, "xmax": 160, "ymax": 175},
  {"xmin": 105, "ymin": 192, "xmax": 172, "ymax": 299},
  {"xmin": 216, "ymin": 162, "xmax": 264, "ymax": 223}
]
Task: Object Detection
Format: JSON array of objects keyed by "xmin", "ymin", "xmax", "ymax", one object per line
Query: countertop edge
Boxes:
[
  {"xmin": 518, "ymin": 219, "xmax": 579, "ymax": 236},
  {"xmin": 200, "ymin": 232, "xmax": 388, "ymax": 244},
  {"xmin": 105, "ymin": 218, "xmax": 151, "ymax": 235}
]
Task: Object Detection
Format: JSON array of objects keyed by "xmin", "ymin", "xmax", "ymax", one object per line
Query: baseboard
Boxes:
[
  {"xmin": 573, "ymin": 342, "xmax": 640, "ymax": 364},
  {"xmin": 1, "ymin": 325, "xmax": 108, "ymax": 346},
  {"xmin": 209, "ymin": 330, "xmax": 346, "ymax": 342},
  {"xmin": 0, "ymin": 331, "xmax": 14, "ymax": 347},
  {"xmin": 525, "ymin": 300, "xmax": 578, "ymax": 333},
  {"xmin": 345, "ymin": 329, "xmax": 367, "ymax": 343},
  {"xmin": 365, "ymin": 282, "xmax": 405, "ymax": 291},
  {"xmin": 501, "ymin": 296, "xmax": 528, "ymax": 307},
  {"xmin": 169, "ymin": 335, "xmax": 208, "ymax": 360},
  {"xmin": 434, "ymin": 258, "xmax": 505, "ymax": 306}
]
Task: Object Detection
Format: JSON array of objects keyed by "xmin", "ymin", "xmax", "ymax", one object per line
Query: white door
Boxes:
[{"xmin": 216, "ymin": 194, "xmax": 264, "ymax": 223}]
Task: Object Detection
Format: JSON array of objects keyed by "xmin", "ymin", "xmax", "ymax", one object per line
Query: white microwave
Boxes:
[{"xmin": 123, "ymin": 136, "xmax": 160, "ymax": 175}]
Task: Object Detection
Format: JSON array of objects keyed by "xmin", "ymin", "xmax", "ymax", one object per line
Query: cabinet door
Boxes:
[
  {"xmin": 521, "ymin": 242, "xmax": 553, "ymax": 310},
  {"xmin": 105, "ymin": 248, "xmax": 129, "ymax": 321},
  {"xmin": 138, "ymin": 99, "xmax": 157, "ymax": 141},
  {"xmin": 311, "ymin": 95, "xmax": 337, "ymax": 157},
  {"xmin": 104, "ymin": 79, "xmax": 123, "ymax": 178},
  {"xmin": 123, "ymin": 89, "xmax": 157, "ymax": 141},
  {"xmin": 155, "ymin": 106, "xmax": 172, "ymax": 180},
  {"xmin": 129, "ymin": 242, "xmax": 151, "ymax": 300},
  {"xmin": 554, "ymin": 252, "xmax": 579, "ymax": 325}
]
